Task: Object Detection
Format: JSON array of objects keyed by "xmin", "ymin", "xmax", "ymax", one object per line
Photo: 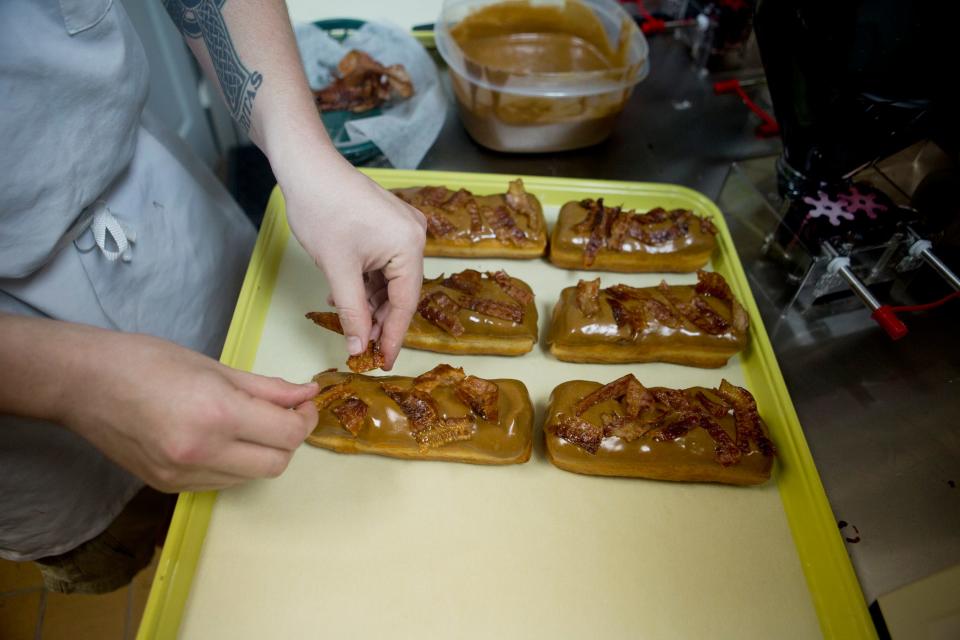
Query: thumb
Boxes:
[
  {"xmin": 225, "ymin": 369, "xmax": 319, "ymax": 408},
  {"xmin": 323, "ymin": 261, "xmax": 372, "ymax": 355}
]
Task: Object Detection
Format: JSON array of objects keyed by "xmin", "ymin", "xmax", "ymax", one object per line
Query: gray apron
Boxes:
[{"xmin": 0, "ymin": 0, "xmax": 256, "ymax": 560}]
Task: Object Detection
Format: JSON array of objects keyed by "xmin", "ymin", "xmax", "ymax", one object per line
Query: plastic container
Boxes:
[{"xmin": 436, "ymin": 0, "xmax": 649, "ymax": 152}]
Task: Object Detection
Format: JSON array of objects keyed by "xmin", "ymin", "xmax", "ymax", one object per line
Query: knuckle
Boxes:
[
  {"xmin": 162, "ymin": 436, "xmax": 207, "ymax": 467},
  {"xmin": 266, "ymin": 451, "xmax": 293, "ymax": 478}
]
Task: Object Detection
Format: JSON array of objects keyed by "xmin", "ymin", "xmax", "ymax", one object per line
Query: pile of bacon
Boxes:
[
  {"xmin": 306, "ymin": 312, "xmax": 384, "ymax": 373},
  {"xmin": 575, "ymin": 270, "xmax": 745, "ymax": 337},
  {"xmin": 553, "ymin": 374, "xmax": 775, "ymax": 466},
  {"xmin": 313, "ymin": 50, "xmax": 414, "ymax": 113},
  {"xmin": 418, "ymin": 269, "xmax": 533, "ymax": 336},
  {"xmin": 315, "ymin": 365, "xmax": 500, "ymax": 452},
  {"xmin": 572, "ymin": 199, "xmax": 718, "ymax": 267},
  {"xmin": 395, "ymin": 179, "xmax": 541, "ymax": 244}
]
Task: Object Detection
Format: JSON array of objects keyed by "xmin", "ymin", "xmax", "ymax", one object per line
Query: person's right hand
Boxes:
[{"xmin": 57, "ymin": 329, "xmax": 318, "ymax": 493}]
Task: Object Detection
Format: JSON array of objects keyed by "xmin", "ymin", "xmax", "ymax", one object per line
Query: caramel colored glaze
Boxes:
[
  {"xmin": 307, "ymin": 371, "xmax": 534, "ymax": 465},
  {"xmin": 545, "ymin": 380, "xmax": 774, "ymax": 485},
  {"xmin": 393, "ymin": 186, "xmax": 547, "ymax": 257},
  {"xmin": 407, "ymin": 273, "xmax": 538, "ymax": 354},
  {"xmin": 549, "ymin": 201, "xmax": 716, "ymax": 272},
  {"xmin": 547, "ymin": 283, "xmax": 747, "ymax": 367}
]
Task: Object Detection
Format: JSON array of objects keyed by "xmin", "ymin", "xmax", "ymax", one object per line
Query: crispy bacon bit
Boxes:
[
  {"xmin": 695, "ymin": 270, "xmax": 733, "ymax": 302},
  {"xmin": 314, "ymin": 378, "xmax": 355, "ymax": 410},
  {"xmin": 607, "ymin": 298, "xmax": 645, "ymax": 338},
  {"xmin": 652, "ymin": 388, "xmax": 691, "ymax": 412},
  {"xmin": 443, "ymin": 188, "xmax": 474, "ymax": 211},
  {"xmin": 699, "ymin": 417, "xmax": 742, "ymax": 466},
  {"xmin": 442, "ymin": 269, "xmax": 483, "ymax": 294},
  {"xmin": 413, "ymin": 364, "xmax": 466, "ymax": 392},
  {"xmin": 653, "ymin": 415, "xmax": 699, "ymax": 442},
  {"xmin": 554, "ymin": 415, "xmax": 604, "ymax": 454},
  {"xmin": 455, "ymin": 375, "xmax": 500, "ymax": 422},
  {"xmin": 417, "ymin": 186, "xmax": 452, "ymax": 206},
  {"xmin": 313, "ymin": 50, "xmax": 413, "ymax": 113},
  {"xmin": 381, "ymin": 383, "xmax": 440, "ymax": 434},
  {"xmin": 696, "ymin": 391, "xmax": 730, "ymax": 419},
  {"xmin": 487, "ymin": 271, "xmax": 533, "ymax": 305},
  {"xmin": 306, "ymin": 312, "xmax": 383, "ymax": 372},
  {"xmin": 484, "ymin": 205, "xmax": 527, "ymax": 246},
  {"xmin": 346, "ymin": 341, "xmax": 385, "ymax": 373},
  {"xmin": 506, "ymin": 179, "xmax": 540, "ymax": 232},
  {"xmin": 332, "ymin": 397, "xmax": 368, "ymax": 435},
  {"xmin": 417, "ymin": 291, "xmax": 465, "ymax": 336},
  {"xmin": 643, "ymin": 297, "xmax": 681, "ymax": 328},
  {"xmin": 412, "ymin": 417, "xmax": 475, "ymax": 452},
  {"xmin": 305, "ymin": 311, "xmax": 343, "ymax": 334},
  {"xmin": 421, "ymin": 205, "xmax": 458, "ymax": 238},
  {"xmin": 699, "ymin": 217, "xmax": 719, "ymax": 235},
  {"xmin": 717, "ymin": 380, "xmax": 775, "ymax": 457},
  {"xmin": 601, "ymin": 414, "xmax": 652, "ymax": 442},
  {"xmin": 575, "ymin": 278, "xmax": 601, "ymax": 318},
  {"xmin": 679, "ymin": 297, "xmax": 731, "ymax": 335},
  {"xmin": 642, "ymin": 226, "xmax": 680, "ymax": 245},
  {"xmin": 582, "ymin": 200, "xmax": 610, "ymax": 267},
  {"xmin": 573, "ymin": 199, "xmax": 603, "ymax": 233},
  {"xmin": 465, "ymin": 200, "xmax": 484, "ymax": 235},
  {"xmin": 607, "ymin": 210, "xmax": 632, "ymax": 249},
  {"xmin": 572, "ymin": 374, "xmax": 641, "ymax": 416},
  {"xmin": 640, "ymin": 207, "xmax": 670, "ymax": 223},
  {"xmin": 603, "ymin": 284, "xmax": 642, "ymax": 302},
  {"xmin": 623, "ymin": 377, "xmax": 654, "ymax": 418},
  {"xmin": 456, "ymin": 295, "xmax": 524, "ymax": 323}
]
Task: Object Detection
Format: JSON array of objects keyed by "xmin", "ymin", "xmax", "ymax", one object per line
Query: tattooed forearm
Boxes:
[{"xmin": 162, "ymin": 0, "xmax": 263, "ymax": 132}]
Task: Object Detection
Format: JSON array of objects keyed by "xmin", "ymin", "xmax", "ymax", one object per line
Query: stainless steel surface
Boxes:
[
  {"xmin": 420, "ymin": 35, "xmax": 960, "ymax": 607},
  {"xmin": 833, "ymin": 259, "xmax": 882, "ymax": 312},
  {"xmin": 920, "ymin": 247, "xmax": 960, "ymax": 291}
]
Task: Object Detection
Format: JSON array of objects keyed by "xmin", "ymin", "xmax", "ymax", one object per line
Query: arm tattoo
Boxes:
[{"xmin": 162, "ymin": 0, "xmax": 263, "ymax": 132}]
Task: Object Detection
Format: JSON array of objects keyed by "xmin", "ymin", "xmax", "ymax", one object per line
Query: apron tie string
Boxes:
[{"xmin": 74, "ymin": 201, "xmax": 136, "ymax": 263}]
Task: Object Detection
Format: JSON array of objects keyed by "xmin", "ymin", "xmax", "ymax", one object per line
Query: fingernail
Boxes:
[{"xmin": 346, "ymin": 336, "xmax": 363, "ymax": 355}]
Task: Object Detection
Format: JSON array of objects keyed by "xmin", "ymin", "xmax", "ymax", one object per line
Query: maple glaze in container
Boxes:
[{"xmin": 436, "ymin": 0, "xmax": 649, "ymax": 152}]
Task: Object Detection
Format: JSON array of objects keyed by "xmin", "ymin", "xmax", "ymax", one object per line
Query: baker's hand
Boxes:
[
  {"xmin": 60, "ymin": 331, "xmax": 318, "ymax": 493},
  {"xmin": 280, "ymin": 156, "xmax": 427, "ymax": 370}
]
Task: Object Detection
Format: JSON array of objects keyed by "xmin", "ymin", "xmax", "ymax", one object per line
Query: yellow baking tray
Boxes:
[{"xmin": 138, "ymin": 170, "xmax": 874, "ymax": 639}]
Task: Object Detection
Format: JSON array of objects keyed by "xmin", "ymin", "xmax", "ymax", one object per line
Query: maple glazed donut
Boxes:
[
  {"xmin": 307, "ymin": 365, "xmax": 534, "ymax": 465},
  {"xmin": 547, "ymin": 271, "xmax": 748, "ymax": 368},
  {"xmin": 549, "ymin": 198, "xmax": 718, "ymax": 272},
  {"xmin": 393, "ymin": 179, "xmax": 547, "ymax": 258},
  {"xmin": 544, "ymin": 374, "xmax": 776, "ymax": 485}
]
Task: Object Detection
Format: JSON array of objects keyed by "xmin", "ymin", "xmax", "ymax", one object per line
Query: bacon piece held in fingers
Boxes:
[
  {"xmin": 306, "ymin": 312, "xmax": 384, "ymax": 372},
  {"xmin": 555, "ymin": 415, "xmax": 604, "ymax": 454},
  {"xmin": 487, "ymin": 271, "xmax": 534, "ymax": 305},
  {"xmin": 455, "ymin": 375, "xmax": 500, "ymax": 422},
  {"xmin": 413, "ymin": 364, "xmax": 465, "ymax": 392},
  {"xmin": 417, "ymin": 291, "xmax": 465, "ymax": 336},
  {"xmin": 442, "ymin": 269, "xmax": 483, "ymax": 294},
  {"xmin": 575, "ymin": 278, "xmax": 600, "ymax": 318},
  {"xmin": 332, "ymin": 397, "xmax": 368, "ymax": 435},
  {"xmin": 456, "ymin": 295, "xmax": 524, "ymax": 323}
]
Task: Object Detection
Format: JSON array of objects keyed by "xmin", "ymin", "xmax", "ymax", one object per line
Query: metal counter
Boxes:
[{"xmin": 420, "ymin": 35, "xmax": 960, "ymax": 607}]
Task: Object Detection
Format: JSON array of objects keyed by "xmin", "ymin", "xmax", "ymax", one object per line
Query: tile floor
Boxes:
[{"xmin": 0, "ymin": 553, "xmax": 158, "ymax": 640}]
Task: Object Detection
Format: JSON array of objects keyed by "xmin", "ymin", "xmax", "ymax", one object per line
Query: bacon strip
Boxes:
[
  {"xmin": 576, "ymin": 278, "xmax": 600, "ymax": 318},
  {"xmin": 653, "ymin": 415, "xmax": 699, "ymax": 442},
  {"xmin": 421, "ymin": 205, "xmax": 458, "ymax": 238},
  {"xmin": 700, "ymin": 417, "xmax": 741, "ymax": 466},
  {"xmin": 717, "ymin": 380, "xmax": 775, "ymax": 457},
  {"xmin": 678, "ymin": 297, "xmax": 731, "ymax": 335},
  {"xmin": 417, "ymin": 291, "xmax": 465, "ymax": 336},
  {"xmin": 331, "ymin": 397, "xmax": 368, "ymax": 435},
  {"xmin": 456, "ymin": 295, "xmax": 523, "ymax": 323},
  {"xmin": 442, "ymin": 269, "xmax": 483, "ymax": 294},
  {"xmin": 306, "ymin": 312, "xmax": 384, "ymax": 372},
  {"xmin": 465, "ymin": 200, "xmax": 484, "ymax": 235},
  {"xmin": 484, "ymin": 205, "xmax": 527, "ymax": 246},
  {"xmin": 699, "ymin": 217, "xmax": 718, "ymax": 235},
  {"xmin": 607, "ymin": 298, "xmax": 644, "ymax": 338},
  {"xmin": 381, "ymin": 383, "xmax": 440, "ymax": 434},
  {"xmin": 455, "ymin": 375, "xmax": 499, "ymax": 422},
  {"xmin": 314, "ymin": 378, "xmax": 355, "ymax": 410},
  {"xmin": 487, "ymin": 271, "xmax": 534, "ymax": 305},
  {"xmin": 582, "ymin": 199, "xmax": 611, "ymax": 267},
  {"xmin": 694, "ymin": 270, "xmax": 733, "ymax": 302},
  {"xmin": 413, "ymin": 364, "xmax": 465, "ymax": 392},
  {"xmin": 412, "ymin": 417, "xmax": 475, "ymax": 452},
  {"xmin": 554, "ymin": 415, "xmax": 603, "ymax": 454},
  {"xmin": 572, "ymin": 374, "xmax": 641, "ymax": 416},
  {"xmin": 506, "ymin": 178, "xmax": 540, "ymax": 232},
  {"xmin": 443, "ymin": 188, "xmax": 474, "ymax": 211},
  {"xmin": 601, "ymin": 414, "xmax": 653, "ymax": 442}
]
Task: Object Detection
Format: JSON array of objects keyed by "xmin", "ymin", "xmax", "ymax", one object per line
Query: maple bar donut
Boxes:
[
  {"xmin": 549, "ymin": 198, "xmax": 718, "ymax": 272},
  {"xmin": 544, "ymin": 374, "xmax": 775, "ymax": 485},
  {"xmin": 547, "ymin": 271, "xmax": 748, "ymax": 368},
  {"xmin": 393, "ymin": 179, "xmax": 547, "ymax": 258},
  {"xmin": 307, "ymin": 364, "xmax": 534, "ymax": 465},
  {"xmin": 409, "ymin": 269, "xmax": 538, "ymax": 356}
]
